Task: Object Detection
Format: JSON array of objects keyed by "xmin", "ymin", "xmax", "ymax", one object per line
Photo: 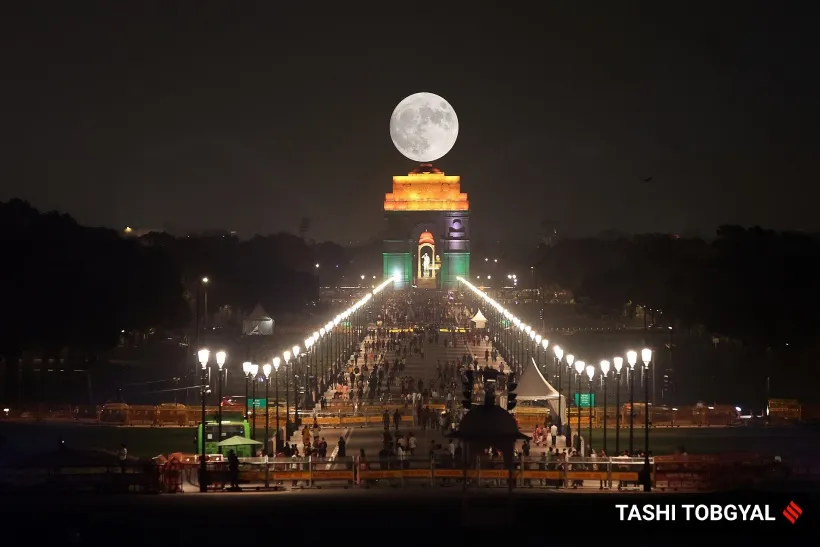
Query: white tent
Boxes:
[
  {"xmin": 242, "ymin": 303, "xmax": 274, "ymax": 336},
  {"xmin": 516, "ymin": 356, "xmax": 566, "ymax": 424},
  {"xmin": 470, "ymin": 309, "xmax": 488, "ymax": 329}
]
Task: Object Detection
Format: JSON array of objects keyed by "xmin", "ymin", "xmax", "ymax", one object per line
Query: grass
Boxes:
[{"xmin": 0, "ymin": 422, "xmax": 815, "ymax": 459}]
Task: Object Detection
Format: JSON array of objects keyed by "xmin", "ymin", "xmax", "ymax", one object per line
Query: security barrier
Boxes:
[
  {"xmin": 3, "ymin": 453, "xmax": 777, "ymax": 493},
  {"xmin": 10, "ymin": 400, "xmax": 814, "ymax": 427},
  {"xmin": 653, "ymin": 453, "xmax": 767, "ymax": 491},
  {"xmin": 2, "ymin": 402, "xmax": 424, "ymax": 428}
]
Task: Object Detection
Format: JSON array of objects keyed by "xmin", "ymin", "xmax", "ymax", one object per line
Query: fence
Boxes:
[
  {"xmin": 514, "ymin": 404, "xmax": 745, "ymax": 429},
  {"xmin": 1, "ymin": 402, "xmax": 431, "ymax": 427},
  {"xmin": 182, "ymin": 455, "xmax": 653, "ymax": 491},
  {"xmin": 1, "ymin": 453, "xmax": 784, "ymax": 494}
]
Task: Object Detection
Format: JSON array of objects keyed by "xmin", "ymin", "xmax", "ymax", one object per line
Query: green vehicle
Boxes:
[{"xmin": 197, "ymin": 419, "xmax": 252, "ymax": 457}]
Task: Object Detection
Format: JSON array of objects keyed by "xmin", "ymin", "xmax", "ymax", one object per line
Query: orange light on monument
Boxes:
[
  {"xmin": 384, "ymin": 167, "xmax": 469, "ymax": 212},
  {"xmin": 418, "ymin": 231, "xmax": 435, "ymax": 245}
]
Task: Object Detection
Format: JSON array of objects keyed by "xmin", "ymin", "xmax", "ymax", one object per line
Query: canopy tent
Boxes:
[
  {"xmin": 470, "ymin": 309, "xmax": 488, "ymax": 329},
  {"xmin": 242, "ymin": 303, "xmax": 274, "ymax": 336},
  {"xmin": 217, "ymin": 436, "xmax": 262, "ymax": 447},
  {"xmin": 516, "ymin": 357, "xmax": 566, "ymax": 424}
]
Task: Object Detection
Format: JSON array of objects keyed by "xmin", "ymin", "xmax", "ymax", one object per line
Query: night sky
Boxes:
[{"xmin": 2, "ymin": 6, "xmax": 818, "ymax": 244}]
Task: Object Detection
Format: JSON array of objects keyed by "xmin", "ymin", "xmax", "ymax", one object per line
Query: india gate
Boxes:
[{"xmin": 382, "ymin": 163, "xmax": 470, "ymax": 290}]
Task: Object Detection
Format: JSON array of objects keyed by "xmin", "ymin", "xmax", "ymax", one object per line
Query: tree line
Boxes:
[
  {"xmin": 538, "ymin": 226, "xmax": 820, "ymax": 350},
  {"xmin": 0, "ymin": 200, "xmax": 357, "ymax": 364}
]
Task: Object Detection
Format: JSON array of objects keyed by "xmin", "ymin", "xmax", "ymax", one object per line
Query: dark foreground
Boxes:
[{"xmin": 4, "ymin": 488, "xmax": 816, "ymax": 543}]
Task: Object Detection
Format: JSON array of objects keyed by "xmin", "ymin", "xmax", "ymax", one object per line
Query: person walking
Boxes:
[{"xmin": 228, "ymin": 449, "xmax": 240, "ymax": 490}]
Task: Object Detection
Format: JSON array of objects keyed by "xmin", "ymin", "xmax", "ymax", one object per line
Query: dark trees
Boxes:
[
  {"xmin": 0, "ymin": 199, "xmax": 190, "ymax": 359},
  {"xmin": 538, "ymin": 227, "xmax": 820, "ymax": 349}
]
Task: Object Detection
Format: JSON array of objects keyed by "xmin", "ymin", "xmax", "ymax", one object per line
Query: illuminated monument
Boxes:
[
  {"xmin": 385, "ymin": 92, "xmax": 468, "ymax": 289},
  {"xmin": 383, "ymin": 163, "xmax": 470, "ymax": 289}
]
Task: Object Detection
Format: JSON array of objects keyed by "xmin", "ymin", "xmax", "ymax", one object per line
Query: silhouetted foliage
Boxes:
[
  {"xmin": 537, "ymin": 227, "xmax": 820, "ymax": 348},
  {"xmin": 0, "ymin": 200, "xmax": 190, "ymax": 360}
]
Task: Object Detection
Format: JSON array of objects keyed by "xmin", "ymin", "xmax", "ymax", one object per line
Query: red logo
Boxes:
[{"xmin": 783, "ymin": 501, "xmax": 802, "ymax": 524}]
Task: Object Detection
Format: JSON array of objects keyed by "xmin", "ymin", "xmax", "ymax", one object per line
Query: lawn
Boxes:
[{"xmin": 0, "ymin": 422, "xmax": 816, "ymax": 459}]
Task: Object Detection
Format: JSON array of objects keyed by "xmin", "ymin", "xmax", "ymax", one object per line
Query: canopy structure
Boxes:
[
  {"xmin": 242, "ymin": 303, "xmax": 274, "ymax": 336},
  {"xmin": 217, "ymin": 436, "xmax": 262, "ymax": 447},
  {"xmin": 470, "ymin": 309, "xmax": 487, "ymax": 329},
  {"xmin": 516, "ymin": 357, "xmax": 566, "ymax": 424}
]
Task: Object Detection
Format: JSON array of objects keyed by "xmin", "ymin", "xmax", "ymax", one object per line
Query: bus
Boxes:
[{"xmin": 197, "ymin": 419, "xmax": 253, "ymax": 457}]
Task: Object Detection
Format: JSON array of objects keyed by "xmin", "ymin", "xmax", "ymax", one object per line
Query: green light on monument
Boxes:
[
  {"xmin": 383, "ymin": 253, "xmax": 412, "ymax": 288},
  {"xmin": 441, "ymin": 252, "xmax": 470, "ymax": 289}
]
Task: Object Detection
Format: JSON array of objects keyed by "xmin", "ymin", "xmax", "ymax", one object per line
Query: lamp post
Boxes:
[
  {"xmin": 326, "ymin": 321, "xmax": 333, "ymax": 387},
  {"xmin": 305, "ymin": 336, "xmax": 315, "ymax": 409},
  {"xmin": 566, "ymin": 354, "xmax": 575, "ymax": 440},
  {"xmin": 600, "ymin": 360, "xmax": 610, "ymax": 455},
  {"xmin": 242, "ymin": 361, "xmax": 252, "ymax": 421},
  {"xmin": 333, "ymin": 316, "xmax": 340, "ymax": 374},
  {"xmin": 262, "ymin": 363, "xmax": 272, "ymax": 455},
  {"xmin": 573, "ymin": 360, "xmax": 584, "ymax": 452},
  {"xmin": 197, "ymin": 348, "xmax": 210, "ymax": 493},
  {"xmin": 585, "ymin": 364, "xmax": 595, "ymax": 456},
  {"xmin": 273, "ymin": 357, "xmax": 281, "ymax": 451},
  {"xmin": 613, "ymin": 356, "xmax": 623, "ymax": 454},
  {"xmin": 527, "ymin": 330, "xmax": 541, "ymax": 366},
  {"xmin": 201, "ymin": 277, "xmax": 209, "ymax": 329},
  {"xmin": 249, "ymin": 363, "xmax": 259, "ymax": 439},
  {"xmin": 641, "ymin": 348, "xmax": 653, "ymax": 492},
  {"xmin": 552, "ymin": 343, "xmax": 562, "ymax": 430},
  {"xmin": 292, "ymin": 345, "xmax": 301, "ymax": 426},
  {"xmin": 215, "ymin": 350, "xmax": 226, "ymax": 452},
  {"xmin": 319, "ymin": 327, "xmax": 326, "ymax": 393},
  {"xmin": 283, "ymin": 350, "xmax": 291, "ymax": 435},
  {"xmin": 627, "ymin": 350, "xmax": 638, "ymax": 454}
]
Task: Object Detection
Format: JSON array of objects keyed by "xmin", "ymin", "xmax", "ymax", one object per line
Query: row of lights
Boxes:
[
  {"xmin": 457, "ymin": 275, "xmax": 655, "ymax": 491},
  {"xmin": 194, "ymin": 275, "xmax": 396, "ymax": 491}
]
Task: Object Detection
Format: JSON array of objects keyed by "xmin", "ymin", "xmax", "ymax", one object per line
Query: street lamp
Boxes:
[
  {"xmin": 312, "ymin": 331, "xmax": 320, "ymax": 403},
  {"xmin": 627, "ymin": 350, "xmax": 638, "ymax": 454},
  {"xmin": 585, "ymin": 364, "xmax": 595, "ymax": 456},
  {"xmin": 283, "ymin": 350, "xmax": 291, "ymax": 435},
  {"xmin": 600, "ymin": 360, "xmax": 610, "ymax": 455},
  {"xmin": 197, "ymin": 348, "xmax": 210, "ymax": 493},
  {"xmin": 273, "ymin": 357, "xmax": 281, "ymax": 451},
  {"xmin": 215, "ymin": 350, "xmax": 227, "ymax": 452},
  {"xmin": 613, "ymin": 356, "xmax": 623, "ymax": 454},
  {"xmin": 566, "ymin": 353, "xmax": 574, "ymax": 439},
  {"xmin": 552, "ymin": 343, "xmax": 562, "ymax": 433},
  {"xmin": 573, "ymin": 360, "xmax": 584, "ymax": 452},
  {"xmin": 292, "ymin": 345, "xmax": 301, "ymax": 425},
  {"xmin": 319, "ymin": 327, "xmax": 326, "ymax": 392},
  {"xmin": 262, "ymin": 363, "xmax": 272, "ymax": 455},
  {"xmin": 305, "ymin": 336, "xmax": 314, "ymax": 409},
  {"xmin": 641, "ymin": 347, "xmax": 653, "ymax": 492},
  {"xmin": 249, "ymin": 363, "xmax": 259, "ymax": 439},
  {"xmin": 242, "ymin": 361, "xmax": 252, "ymax": 420}
]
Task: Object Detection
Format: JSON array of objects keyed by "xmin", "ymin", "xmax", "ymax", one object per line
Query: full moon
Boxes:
[{"xmin": 390, "ymin": 92, "xmax": 459, "ymax": 163}]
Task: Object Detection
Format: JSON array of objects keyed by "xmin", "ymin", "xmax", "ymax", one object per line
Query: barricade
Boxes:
[
  {"xmin": 515, "ymin": 456, "xmax": 646, "ymax": 489},
  {"xmin": 340, "ymin": 416, "xmax": 368, "ymax": 427},
  {"xmin": 314, "ymin": 415, "xmax": 341, "ymax": 428},
  {"xmin": 309, "ymin": 457, "xmax": 355, "ymax": 488},
  {"xmin": 652, "ymin": 454, "xmax": 764, "ymax": 491},
  {"xmin": 355, "ymin": 457, "xmax": 433, "ymax": 488}
]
